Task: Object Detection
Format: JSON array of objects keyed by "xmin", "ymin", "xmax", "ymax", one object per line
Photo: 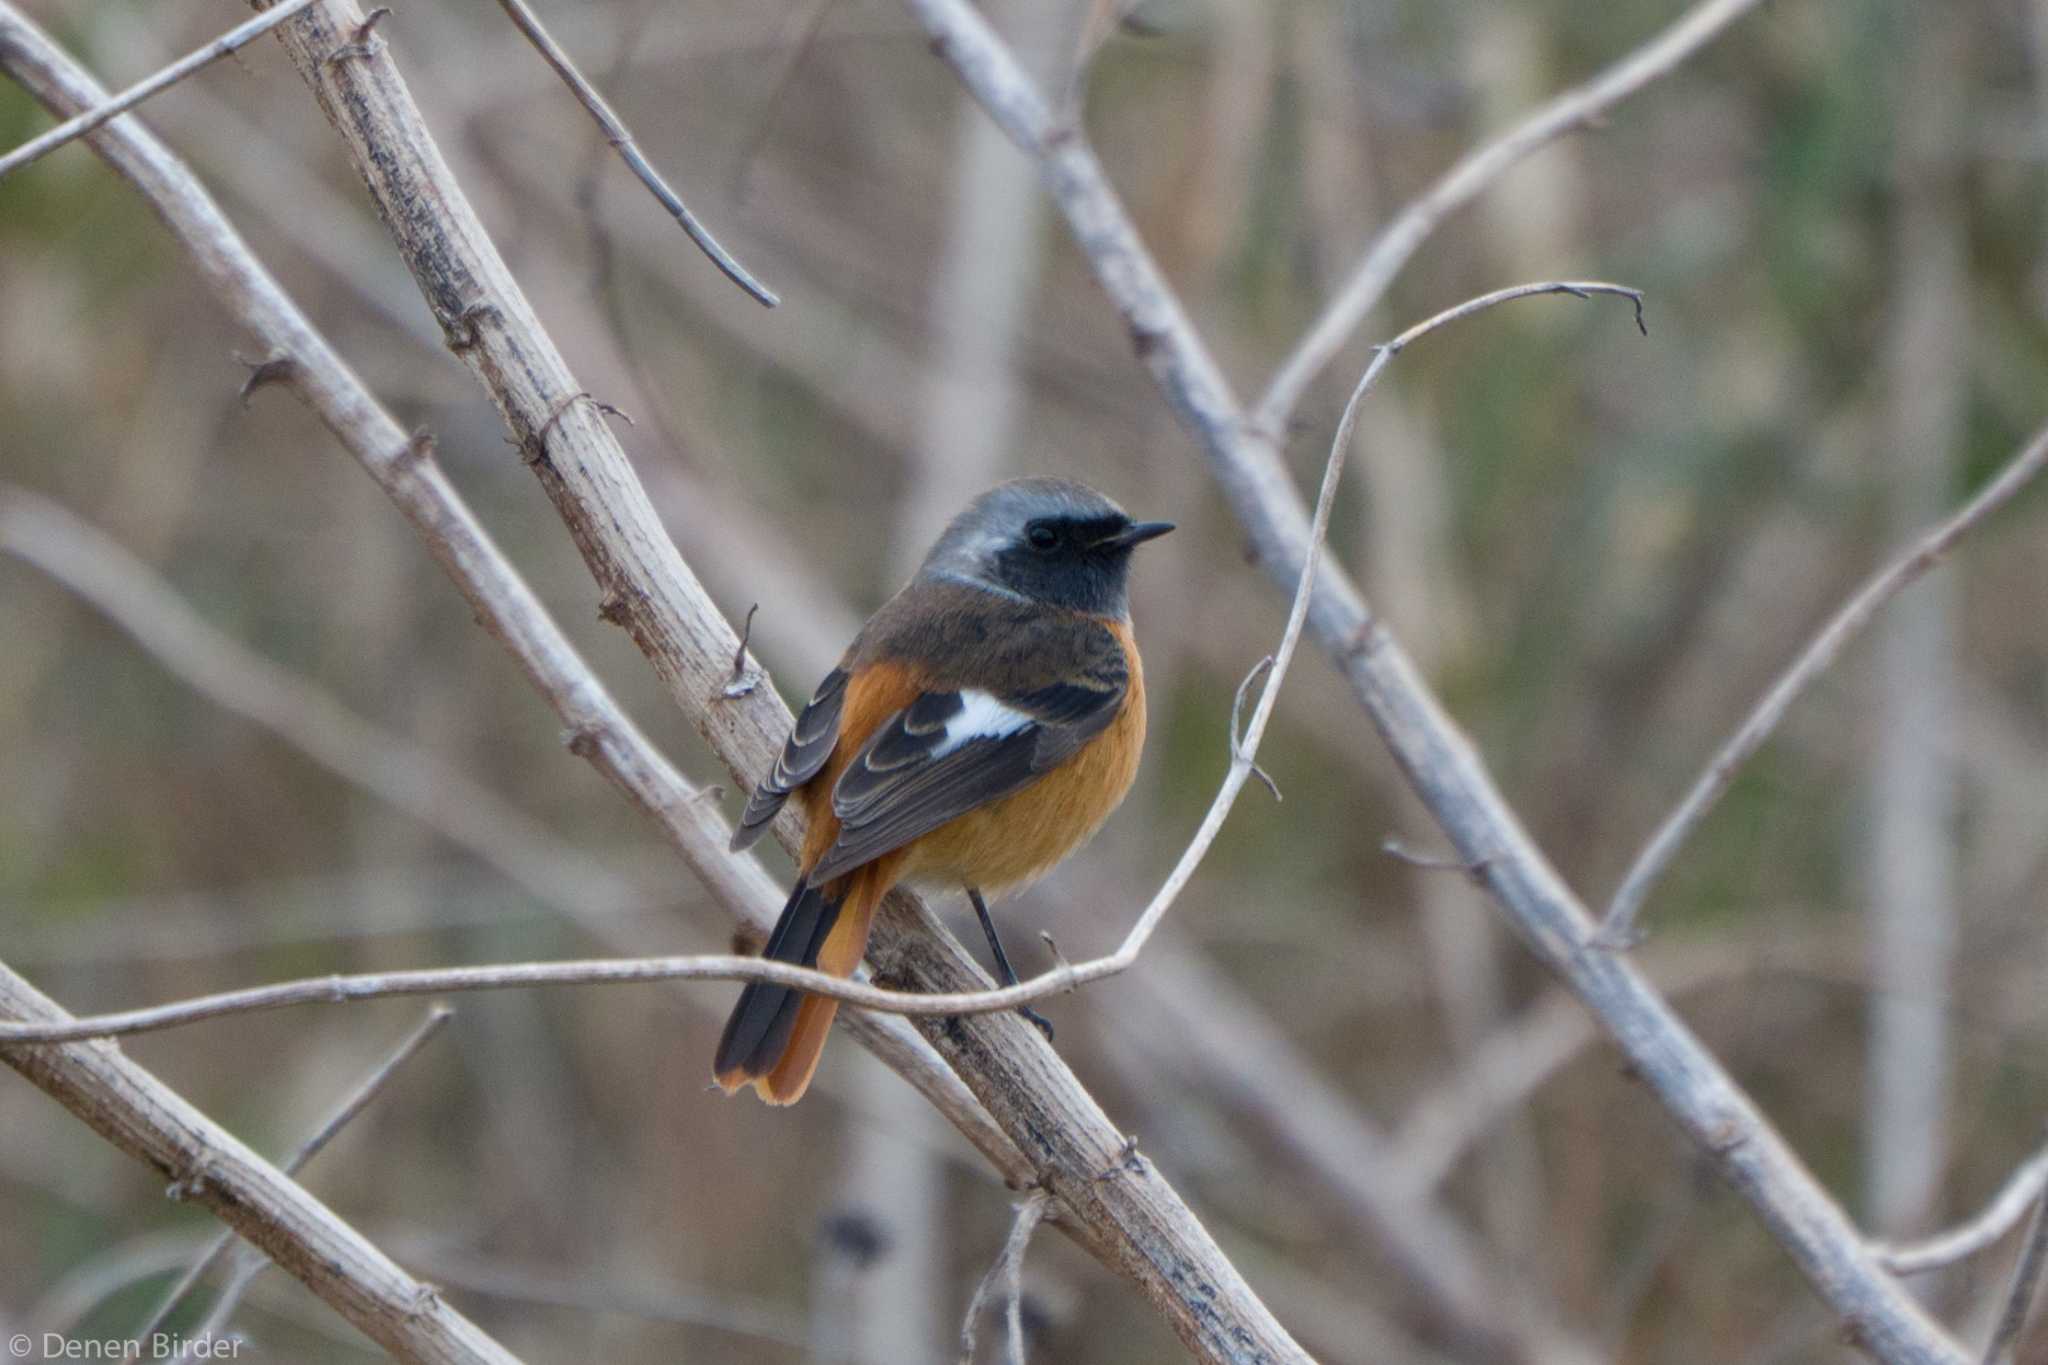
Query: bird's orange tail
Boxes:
[{"xmin": 711, "ymin": 862, "xmax": 890, "ymax": 1105}]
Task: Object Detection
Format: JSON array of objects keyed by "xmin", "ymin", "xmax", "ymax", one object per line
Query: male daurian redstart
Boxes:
[{"xmin": 714, "ymin": 478, "xmax": 1172, "ymax": 1104}]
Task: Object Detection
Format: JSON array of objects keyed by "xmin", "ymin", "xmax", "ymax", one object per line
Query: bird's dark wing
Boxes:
[
  {"xmin": 806, "ymin": 626, "xmax": 1127, "ymax": 884},
  {"xmin": 730, "ymin": 666, "xmax": 849, "ymax": 853}
]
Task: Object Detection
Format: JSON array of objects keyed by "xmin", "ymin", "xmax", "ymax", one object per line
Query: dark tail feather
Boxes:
[{"xmin": 713, "ymin": 877, "xmax": 842, "ymax": 1091}]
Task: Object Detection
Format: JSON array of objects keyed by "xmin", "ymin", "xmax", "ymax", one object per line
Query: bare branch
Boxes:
[
  {"xmin": 899, "ymin": 0, "xmax": 1969, "ymax": 1357},
  {"xmin": 127, "ymin": 1008, "xmax": 453, "ymax": 1360},
  {"xmin": 1877, "ymin": 1145, "xmax": 2048, "ymax": 1277},
  {"xmin": 1125, "ymin": 950, "xmax": 1599, "ymax": 1365},
  {"xmin": 958, "ymin": 1190, "xmax": 1052, "ymax": 1365},
  {"xmin": 1599, "ymin": 421, "xmax": 2048, "ymax": 947},
  {"xmin": 1981, "ymin": 1193, "xmax": 2048, "ymax": 1365},
  {"xmin": 487, "ymin": 0, "xmax": 777, "ymax": 305},
  {"xmin": 0, "ymin": 488, "xmax": 644, "ymax": 925},
  {"xmin": 1252, "ymin": 0, "xmax": 1755, "ymax": 433},
  {"xmin": 0, "ymin": 953, "xmax": 1117, "ymax": 1045},
  {"xmin": 0, "ymin": 0, "xmax": 322, "ymax": 180},
  {"xmin": 0, "ymin": 958, "xmax": 517, "ymax": 1364}
]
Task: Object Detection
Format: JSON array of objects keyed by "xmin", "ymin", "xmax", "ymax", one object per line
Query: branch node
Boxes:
[
  {"xmin": 320, "ymin": 8, "xmax": 391, "ymax": 70},
  {"xmin": 1707, "ymin": 1118, "xmax": 1747, "ymax": 1154},
  {"xmin": 1342, "ymin": 613, "xmax": 1383, "ymax": 662},
  {"xmin": 537, "ymin": 389, "xmax": 591, "ymax": 449},
  {"xmin": 721, "ymin": 603, "xmax": 760, "ymax": 699},
  {"xmin": 1382, "ymin": 837, "xmax": 1489, "ymax": 882},
  {"xmin": 234, "ymin": 352, "xmax": 298, "ymax": 406},
  {"xmin": 1229, "ymin": 655, "xmax": 1281, "ymax": 801},
  {"xmin": 561, "ymin": 723, "xmax": 604, "ymax": 759},
  {"xmin": 165, "ymin": 1163, "xmax": 218, "ymax": 1202},
  {"xmin": 1038, "ymin": 931, "xmax": 1075, "ymax": 982},
  {"xmin": 1590, "ymin": 922, "xmax": 1646, "ymax": 953},
  {"xmin": 390, "ymin": 426, "xmax": 436, "ymax": 471},
  {"xmin": 441, "ymin": 299, "xmax": 499, "ymax": 354},
  {"xmin": 1096, "ymin": 1133, "xmax": 1146, "ymax": 1182}
]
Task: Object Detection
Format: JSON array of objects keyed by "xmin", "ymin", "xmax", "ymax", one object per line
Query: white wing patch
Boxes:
[{"xmin": 932, "ymin": 690, "xmax": 1035, "ymax": 757}]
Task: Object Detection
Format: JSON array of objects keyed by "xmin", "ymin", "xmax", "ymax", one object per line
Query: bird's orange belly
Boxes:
[{"xmin": 900, "ymin": 683, "xmax": 1146, "ymax": 897}]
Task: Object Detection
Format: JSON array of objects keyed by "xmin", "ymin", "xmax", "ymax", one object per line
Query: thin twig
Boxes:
[
  {"xmin": 1121, "ymin": 949, "xmax": 1597, "ymax": 1365},
  {"xmin": 0, "ymin": 0, "xmax": 322, "ymax": 181},
  {"xmin": 0, "ymin": 951, "xmax": 1081, "ymax": 1043},
  {"xmin": 487, "ymin": 0, "xmax": 777, "ymax": 306},
  {"xmin": 1251, "ymin": 0, "xmax": 1757, "ymax": 433},
  {"xmin": 0, "ymin": 951, "xmax": 513, "ymax": 1364},
  {"xmin": 1599, "ymin": 421, "xmax": 2048, "ymax": 947},
  {"xmin": 1876, "ymin": 1145, "xmax": 2048, "ymax": 1276},
  {"xmin": 723, "ymin": 602, "xmax": 760, "ymax": 698},
  {"xmin": 1382, "ymin": 838, "xmax": 1482, "ymax": 875},
  {"xmin": 123, "ymin": 1009, "xmax": 453, "ymax": 1357},
  {"xmin": 728, "ymin": 0, "xmax": 839, "ymax": 199},
  {"xmin": 0, "ymin": 488, "xmax": 648, "ymax": 926},
  {"xmin": 1981, "ymin": 1191, "xmax": 2048, "ymax": 1365},
  {"xmin": 397, "ymin": 1250, "xmax": 826, "ymax": 1359},
  {"xmin": 958, "ymin": 1190, "xmax": 1052, "ymax": 1365}
]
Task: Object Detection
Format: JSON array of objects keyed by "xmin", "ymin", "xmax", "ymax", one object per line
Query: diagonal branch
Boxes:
[
  {"xmin": 897, "ymin": 0, "xmax": 1967, "ymax": 1359},
  {"xmin": 485, "ymin": 0, "xmax": 777, "ymax": 306},
  {"xmin": 1599, "ymin": 422, "xmax": 2048, "ymax": 946},
  {"xmin": 123, "ymin": 1007, "xmax": 453, "ymax": 1359},
  {"xmin": 0, "ymin": 0, "xmax": 322, "ymax": 180},
  {"xmin": 0, "ymin": 486, "xmax": 643, "ymax": 925},
  {"xmin": 0, "ymin": 960, "xmax": 519, "ymax": 1365},
  {"xmin": 1980, "ymin": 1188, "xmax": 2048, "ymax": 1364},
  {"xmin": 1251, "ymin": 0, "xmax": 1761, "ymax": 433}
]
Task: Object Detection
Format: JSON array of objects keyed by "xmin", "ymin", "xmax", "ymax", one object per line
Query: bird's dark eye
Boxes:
[{"xmin": 1026, "ymin": 522, "xmax": 1059, "ymax": 551}]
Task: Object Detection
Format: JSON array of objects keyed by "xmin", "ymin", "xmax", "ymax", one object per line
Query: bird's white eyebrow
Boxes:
[
  {"xmin": 931, "ymin": 690, "xmax": 1035, "ymax": 756},
  {"xmin": 927, "ymin": 567, "xmax": 1031, "ymax": 603}
]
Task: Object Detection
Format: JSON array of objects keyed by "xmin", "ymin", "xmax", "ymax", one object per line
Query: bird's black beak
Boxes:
[{"xmin": 1106, "ymin": 520, "xmax": 1175, "ymax": 549}]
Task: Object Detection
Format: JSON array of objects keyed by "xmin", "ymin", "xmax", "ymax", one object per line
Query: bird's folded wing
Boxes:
[
  {"xmin": 730, "ymin": 666, "xmax": 849, "ymax": 853},
  {"xmin": 807, "ymin": 636, "xmax": 1127, "ymax": 884}
]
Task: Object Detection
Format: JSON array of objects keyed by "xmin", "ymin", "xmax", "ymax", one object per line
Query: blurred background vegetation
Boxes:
[{"xmin": 2, "ymin": 0, "xmax": 2046, "ymax": 1360}]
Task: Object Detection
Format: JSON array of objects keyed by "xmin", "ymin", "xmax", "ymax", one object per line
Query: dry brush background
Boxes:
[{"xmin": 2, "ymin": 0, "xmax": 2047, "ymax": 1362}]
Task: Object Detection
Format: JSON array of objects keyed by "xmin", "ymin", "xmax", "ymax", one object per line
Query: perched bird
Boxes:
[{"xmin": 715, "ymin": 478, "xmax": 1172, "ymax": 1104}]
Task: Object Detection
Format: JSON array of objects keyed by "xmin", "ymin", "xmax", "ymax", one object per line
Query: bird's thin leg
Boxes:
[{"xmin": 968, "ymin": 886, "xmax": 1055, "ymax": 1043}]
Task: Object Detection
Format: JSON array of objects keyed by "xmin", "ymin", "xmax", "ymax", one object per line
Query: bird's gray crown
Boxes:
[
  {"xmin": 920, "ymin": 478, "xmax": 1127, "ymax": 579},
  {"xmin": 916, "ymin": 477, "xmax": 1152, "ymax": 617}
]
